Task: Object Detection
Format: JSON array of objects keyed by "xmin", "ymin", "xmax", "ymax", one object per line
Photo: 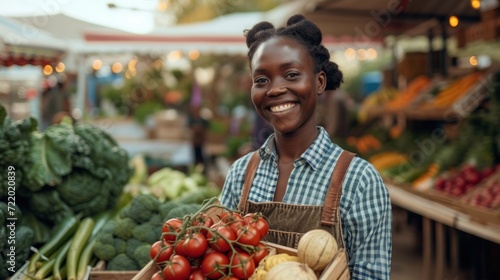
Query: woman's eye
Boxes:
[
  {"xmin": 254, "ymin": 77, "xmax": 268, "ymax": 84},
  {"xmin": 286, "ymin": 72, "xmax": 299, "ymax": 79}
]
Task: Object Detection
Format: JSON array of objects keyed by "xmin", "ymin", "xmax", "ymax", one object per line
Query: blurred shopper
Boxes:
[
  {"xmin": 220, "ymin": 14, "xmax": 392, "ymax": 280},
  {"xmin": 188, "ymin": 106, "xmax": 209, "ymax": 168}
]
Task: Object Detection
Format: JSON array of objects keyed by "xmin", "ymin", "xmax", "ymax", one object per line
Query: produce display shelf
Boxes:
[{"xmin": 386, "ymin": 183, "xmax": 500, "ymax": 244}]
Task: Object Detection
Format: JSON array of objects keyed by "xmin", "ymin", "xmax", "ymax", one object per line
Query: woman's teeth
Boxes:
[{"xmin": 270, "ymin": 103, "xmax": 296, "ymax": 113}]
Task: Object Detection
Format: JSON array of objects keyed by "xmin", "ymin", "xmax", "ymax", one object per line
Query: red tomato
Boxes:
[
  {"xmin": 252, "ymin": 242, "xmax": 270, "ymax": 265},
  {"xmin": 151, "ymin": 271, "xmax": 164, "ymax": 280},
  {"xmin": 243, "ymin": 213, "xmax": 269, "ymax": 237},
  {"xmin": 219, "ymin": 277, "xmax": 239, "ymax": 280},
  {"xmin": 235, "ymin": 225, "xmax": 261, "ymax": 246},
  {"xmin": 162, "ymin": 254, "xmax": 191, "ymax": 280},
  {"xmin": 175, "ymin": 239, "xmax": 186, "ymax": 256},
  {"xmin": 150, "ymin": 241, "xmax": 174, "ymax": 264},
  {"xmin": 229, "ymin": 251, "xmax": 255, "ymax": 279},
  {"xmin": 181, "ymin": 233, "xmax": 208, "ymax": 258},
  {"xmin": 219, "ymin": 210, "xmax": 243, "ymax": 221},
  {"xmin": 201, "ymin": 251, "xmax": 229, "ymax": 279},
  {"xmin": 162, "ymin": 218, "xmax": 183, "ymax": 243},
  {"xmin": 207, "ymin": 224, "xmax": 236, "ymax": 252},
  {"xmin": 192, "ymin": 213, "xmax": 214, "ymax": 236},
  {"xmin": 188, "ymin": 269, "xmax": 205, "ymax": 280},
  {"xmin": 221, "ymin": 212, "xmax": 245, "ymax": 233}
]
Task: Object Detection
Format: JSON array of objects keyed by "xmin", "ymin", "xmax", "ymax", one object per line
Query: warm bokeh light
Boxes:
[
  {"xmin": 470, "ymin": 0, "xmax": 480, "ymax": 9},
  {"xmin": 188, "ymin": 49, "xmax": 200, "ymax": 60},
  {"xmin": 469, "ymin": 56, "xmax": 478, "ymax": 66},
  {"xmin": 92, "ymin": 59, "xmax": 103, "ymax": 71},
  {"xmin": 55, "ymin": 62, "xmax": 65, "ymax": 73},
  {"xmin": 449, "ymin": 16, "xmax": 459, "ymax": 27},
  {"xmin": 157, "ymin": 1, "xmax": 168, "ymax": 12},
  {"xmin": 167, "ymin": 50, "xmax": 183, "ymax": 62},
  {"xmin": 153, "ymin": 59, "xmax": 164, "ymax": 69},
  {"xmin": 43, "ymin": 65, "xmax": 53, "ymax": 75},
  {"xmin": 111, "ymin": 62, "xmax": 123, "ymax": 73},
  {"xmin": 366, "ymin": 48, "xmax": 378, "ymax": 60},
  {"xmin": 357, "ymin": 49, "xmax": 367, "ymax": 60},
  {"xmin": 344, "ymin": 48, "xmax": 356, "ymax": 59},
  {"xmin": 128, "ymin": 58, "xmax": 138, "ymax": 72}
]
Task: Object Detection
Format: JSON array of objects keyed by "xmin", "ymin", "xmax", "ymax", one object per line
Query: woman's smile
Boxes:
[{"xmin": 269, "ymin": 102, "xmax": 297, "ymax": 113}]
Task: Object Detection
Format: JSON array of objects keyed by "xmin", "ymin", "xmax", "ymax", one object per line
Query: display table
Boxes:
[{"xmin": 387, "ymin": 184, "xmax": 500, "ymax": 279}]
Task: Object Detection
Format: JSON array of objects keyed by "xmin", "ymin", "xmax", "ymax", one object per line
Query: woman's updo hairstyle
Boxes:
[
  {"xmin": 324, "ymin": 61, "xmax": 343, "ymax": 91},
  {"xmin": 245, "ymin": 14, "xmax": 343, "ymax": 90}
]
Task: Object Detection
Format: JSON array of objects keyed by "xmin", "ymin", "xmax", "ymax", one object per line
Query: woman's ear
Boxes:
[{"xmin": 317, "ymin": 71, "xmax": 326, "ymax": 95}]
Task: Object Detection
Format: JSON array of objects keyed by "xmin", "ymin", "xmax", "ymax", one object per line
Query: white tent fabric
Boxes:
[
  {"xmin": 0, "ymin": 16, "xmax": 67, "ymax": 51},
  {"xmin": 1, "ymin": 0, "xmax": 313, "ymax": 55}
]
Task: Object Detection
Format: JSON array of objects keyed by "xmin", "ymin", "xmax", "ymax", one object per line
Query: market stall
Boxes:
[{"xmin": 2, "ymin": 0, "xmax": 500, "ymax": 279}]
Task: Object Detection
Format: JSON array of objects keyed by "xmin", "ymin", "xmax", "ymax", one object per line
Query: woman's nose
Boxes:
[{"xmin": 266, "ymin": 84, "xmax": 287, "ymax": 96}]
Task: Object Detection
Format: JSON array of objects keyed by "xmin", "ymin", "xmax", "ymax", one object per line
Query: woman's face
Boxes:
[{"xmin": 250, "ymin": 37, "xmax": 325, "ymax": 135}]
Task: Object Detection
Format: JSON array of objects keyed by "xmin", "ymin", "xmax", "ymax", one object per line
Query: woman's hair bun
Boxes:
[
  {"xmin": 286, "ymin": 14, "xmax": 306, "ymax": 26},
  {"xmin": 324, "ymin": 61, "xmax": 343, "ymax": 91},
  {"xmin": 286, "ymin": 15, "xmax": 322, "ymax": 46},
  {"xmin": 245, "ymin": 21, "xmax": 274, "ymax": 48}
]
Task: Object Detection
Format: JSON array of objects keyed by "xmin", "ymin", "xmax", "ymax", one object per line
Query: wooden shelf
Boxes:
[
  {"xmin": 365, "ymin": 71, "xmax": 494, "ymax": 121},
  {"xmin": 387, "ymin": 183, "xmax": 500, "ymax": 244}
]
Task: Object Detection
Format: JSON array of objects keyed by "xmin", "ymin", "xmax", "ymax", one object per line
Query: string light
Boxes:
[
  {"xmin": 470, "ymin": 0, "xmax": 480, "ymax": 9},
  {"xmin": 43, "ymin": 65, "xmax": 53, "ymax": 75},
  {"xmin": 188, "ymin": 50, "xmax": 200, "ymax": 60},
  {"xmin": 111, "ymin": 62, "xmax": 123, "ymax": 74},
  {"xmin": 92, "ymin": 59, "xmax": 103, "ymax": 71},
  {"xmin": 449, "ymin": 16, "xmax": 459, "ymax": 28},
  {"xmin": 55, "ymin": 62, "xmax": 65, "ymax": 73},
  {"xmin": 469, "ymin": 56, "xmax": 478, "ymax": 66}
]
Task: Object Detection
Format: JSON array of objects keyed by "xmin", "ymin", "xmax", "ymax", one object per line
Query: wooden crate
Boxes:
[
  {"xmin": 131, "ymin": 243, "xmax": 350, "ymax": 280},
  {"xmin": 89, "ymin": 260, "xmax": 140, "ymax": 280}
]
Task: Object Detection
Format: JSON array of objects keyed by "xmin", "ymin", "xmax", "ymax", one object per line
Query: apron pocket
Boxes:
[{"xmin": 264, "ymin": 229, "xmax": 304, "ymax": 249}]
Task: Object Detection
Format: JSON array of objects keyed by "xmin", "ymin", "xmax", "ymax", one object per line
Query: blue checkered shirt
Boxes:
[{"xmin": 220, "ymin": 127, "xmax": 392, "ymax": 280}]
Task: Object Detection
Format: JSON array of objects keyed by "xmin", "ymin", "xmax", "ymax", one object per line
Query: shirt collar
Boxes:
[{"xmin": 257, "ymin": 127, "xmax": 334, "ymax": 170}]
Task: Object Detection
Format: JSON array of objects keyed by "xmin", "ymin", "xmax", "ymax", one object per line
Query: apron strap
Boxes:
[
  {"xmin": 321, "ymin": 150, "xmax": 355, "ymax": 226},
  {"xmin": 238, "ymin": 151, "xmax": 261, "ymax": 212}
]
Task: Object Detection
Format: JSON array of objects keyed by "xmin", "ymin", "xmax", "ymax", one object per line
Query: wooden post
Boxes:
[{"xmin": 422, "ymin": 217, "xmax": 433, "ymax": 279}]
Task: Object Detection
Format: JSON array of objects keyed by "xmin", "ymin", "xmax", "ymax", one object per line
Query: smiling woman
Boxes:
[{"xmin": 220, "ymin": 14, "xmax": 392, "ymax": 280}]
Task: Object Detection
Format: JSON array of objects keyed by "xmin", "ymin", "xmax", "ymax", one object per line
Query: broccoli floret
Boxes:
[
  {"xmin": 126, "ymin": 238, "xmax": 148, "ymax": 260},
  {"xmin": 93, "ymin": 232, "xmax": 116, "ymax": 261},
  {"xmin": 148, "ymin": 214, "xmax": 163, "ymax": 227},
  {"xmin": 132, "ymin": 222, "xmax": 161, "ymax": 244},
  {"xmin": 165, "ymin": 204, "xmax": 201, "ymax": 220},
  {"xmin": 118, "ymin": 205, "xmax": 131, "ymax": 219},
  {"xmin": 113, "ymin": 217, "xmax": 137, "ymax": 240},
  {"xmin": 124, "ymin": 194, "xmax": 161, "ymax": 224},
  {"xmin": 106, "ymin": 253, "xmax": 139, "ymax": 271},
  {"xmin": 159, "ymin": 201, "xmax": 181, "ymax": 220},
  {"xmin": 114, "ymin": 238, "xmax": 127, "ymax": 254},
  {"xmin": 134, "ymin": 243, "xmax": 152, "ymax": 268},
  {"xmin": 14, "ymin": 226, "xmax": 34, "ymax": 271},
  {"xmin": 100, "ymin": 220, "xmax": 117, "ymax": 234}
]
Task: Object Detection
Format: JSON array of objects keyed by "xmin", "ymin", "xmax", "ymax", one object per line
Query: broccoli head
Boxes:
[
  {"xmin": 126, "ymin": 238, "xmax": 148, "ymax": 260},
  {"xmin": 14, "ymin": 225, "xmax": 34, "ymax": 269},
  {"xmin": 106, "ymin": 253, "xmax": 139, "ymax": 271},
  {"xmin": 113, "ymin": 217, "xmax": 137, "ymax": 240},
  {"xmin": 114, "ymin": 238, "xmax": 127, "ymax": 255},
  {"xmin": 124, "ymin": 194, "xmax": 161, "ymax": 224},
  {"xmin": 134, "ymin": 243, "xmax": 152, "ymax": 268},
  {"xmin": 132, "ymin": 222, "xmax": 161, "ymax": 244},
  {"xmin": 57, "ymin": 168, "xmax": 109, "ymax": 217},
  {"xmin": 93, "ymin": 232, "xmax": 117, "ymax": 261}
]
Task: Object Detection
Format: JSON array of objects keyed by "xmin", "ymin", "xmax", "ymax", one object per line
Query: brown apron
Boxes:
[{"xmin": 237, "ymin": 150, "xmax": 355, "ymax": 250}]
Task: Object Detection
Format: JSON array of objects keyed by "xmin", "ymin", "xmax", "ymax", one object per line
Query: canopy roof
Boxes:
[
  {"xmin": 0, "ymin": 0, "xmax": 490, "ymax": 59},
  {"xmin": 303, "ymin": 0, "xmax": 482, "ymax": 38}
]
